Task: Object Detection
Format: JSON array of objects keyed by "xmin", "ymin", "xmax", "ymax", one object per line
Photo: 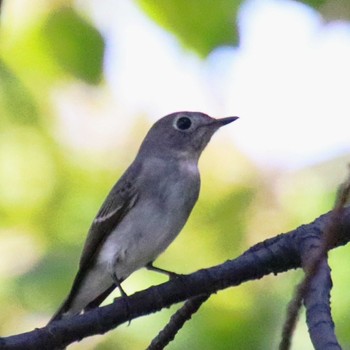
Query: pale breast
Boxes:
[{"xmin": 98, "ymin": 156, "xmax": 200, "ymax": 280}]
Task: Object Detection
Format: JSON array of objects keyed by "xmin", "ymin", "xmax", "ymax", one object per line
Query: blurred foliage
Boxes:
[
  {"xmin": 0, "ymin": 0, "xmax": 348, "ymax": 350},
  {"xmin": 0, "ymin": 60, "xmax": 38, "ymax": 124},
  {"xmin": 135, "ymin": 0, "xmax": 350, "ymax": 57},
  {"xmin": 136, "ymin": 0, "xmax": 240, "ymax": 57},
  {"xmin": 136, "ymin": 0, "xmax": 350, "ymax": 57},
  {"xmin": 42, "ymin": 7, "xmax": 104, "ymax": 84},
  {"xmin": 302, "ymin": 0, "xmax": 350, "ymax": 21},
  {"xmin": 300, "ymin": 0, "xmax": 328, "ymax": 9}
]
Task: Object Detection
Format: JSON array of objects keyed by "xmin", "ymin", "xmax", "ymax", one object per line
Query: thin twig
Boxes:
[{"xmin": 147, "ymin": 294, "xmax": 210, "ymax": 350}]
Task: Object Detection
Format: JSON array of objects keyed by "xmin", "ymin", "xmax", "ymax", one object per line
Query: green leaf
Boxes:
[
  {"xmin": 136, "ymin": 0, "xmax": 241, "ymax": 57},
  {"xmin": 41, "ymin": 8, "xmax": 105, "ymax": 84},
  {"xmin": 297, "ymin": 0, "xmax": 328, "ymax": 9},
  {"xmin": 297, "ymin": 0, "xmax": 350, "ymax": 21},
  {"xmin": 0, "ymin": 60, "xmax": 38, "ymax": 125}
]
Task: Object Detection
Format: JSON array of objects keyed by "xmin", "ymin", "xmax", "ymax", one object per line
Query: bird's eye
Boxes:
[{"xmin": 175, "ymin": 116, "xmax": 192, "ymax": 130}]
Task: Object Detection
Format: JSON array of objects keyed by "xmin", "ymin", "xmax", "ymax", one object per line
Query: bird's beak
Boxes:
[{"xmin": 215, "ymin": 116, "xmax": 239, "ymax": 126}]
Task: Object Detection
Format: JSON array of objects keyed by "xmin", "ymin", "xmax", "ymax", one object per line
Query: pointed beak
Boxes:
[{"xmin": 215, "ymin": 116, "xmax": 239, "ymax": 126}]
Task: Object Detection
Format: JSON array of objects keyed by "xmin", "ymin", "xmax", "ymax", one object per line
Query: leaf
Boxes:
[
  {"xmin": 298, "ymin": 0, "xmax": 350, "ymax": 21},
  {"xmin": 0, "ymin": 60, "xmax": 38, "ymax": 125},
  {"xmin": 298, "ymin": 0, "xmax": 328, "ymax": 9},
  {"xmin": 136, "ymin": 0, "xmax": 241, "ymax": 57},
  {"xmin": 41, "ymin": 8, "xmax": 105, "ymax": 84}
]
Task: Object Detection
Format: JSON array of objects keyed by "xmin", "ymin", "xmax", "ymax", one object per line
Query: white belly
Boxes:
[{"xmin": 98, "ymin": 189, "xmax": 195, "ymax": 281}]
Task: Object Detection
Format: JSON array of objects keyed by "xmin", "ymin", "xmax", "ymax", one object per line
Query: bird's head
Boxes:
[{"xmin": 138, "ymin": 111, "xmax": 238, "ymax": 161}]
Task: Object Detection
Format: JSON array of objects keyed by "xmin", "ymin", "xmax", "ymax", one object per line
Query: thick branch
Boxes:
[
  {"xmin": 304, "ymin": 258, "xmax": 339, "ymax": 349},
  {"xmin": 1, "ymin": 208, "xmax": 350, "ymax": 349},
  {"xmin": 280, "ymin": 173, "xmax": 350, "ymax": 350}
]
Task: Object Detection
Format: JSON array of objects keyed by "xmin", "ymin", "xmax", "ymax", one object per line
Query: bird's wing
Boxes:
[
  {"xmin": 49, "ymin": 166, "xmax": 140, "ymax": 323},
  {"xmin": 79, "ymin": 179, "xmax": 138, "ymax": 269}
]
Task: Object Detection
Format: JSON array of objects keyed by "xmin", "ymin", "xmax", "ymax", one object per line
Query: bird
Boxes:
[{"xmin": 49, "ymin": 111, "xmax": 238, "ymax": 323}]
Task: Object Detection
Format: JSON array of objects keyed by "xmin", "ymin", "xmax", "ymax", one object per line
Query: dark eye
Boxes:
[{"xmin": 175, "ymin": 116, "xmax": 192, "ymax": 130}]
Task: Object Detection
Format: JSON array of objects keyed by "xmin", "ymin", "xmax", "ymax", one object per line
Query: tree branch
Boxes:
[
  {"xmin": 147, "ymin": 294, "xmax": 210, "ymax": 350},
  {"xmin": 1, "ymin": 207, "xmax": 350, "ymax": 349},
  {"xmin": 280, "ymin": 172, "xmax": 350, "ymax": 350}
]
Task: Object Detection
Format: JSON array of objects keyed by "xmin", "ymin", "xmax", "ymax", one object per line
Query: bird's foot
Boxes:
[
  {"xmin": 113, "ymin": 274, "xmax": 132, "ymax": 326},
  {"xmin": 146, "ymin": 262, "xmax": 182, "ymax": 280}
]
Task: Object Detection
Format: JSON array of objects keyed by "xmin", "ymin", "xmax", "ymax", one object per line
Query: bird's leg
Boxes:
[
  {"xmin": 112, "ymin": 273, "xmax": 132, "ymax": 325},
  {"xmin": 114, "ymin": 276, "xmax": 128, "ymax": 298},
  {"xmin": 146, "ymin": 262, "xmax": 181, "ymax": 280}
]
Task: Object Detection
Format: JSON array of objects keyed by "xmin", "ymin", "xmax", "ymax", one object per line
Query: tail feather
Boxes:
[
  {"xmin": 48, "ymin": 283, "xmax": 116, "ymax": 324},
  {"xmin": 85, "ymin": 284, "xmax": 116, "ymax": 310},
  {"xmin": 48, "ymin": 268, "xmax": 87, "ymax": 324},
  {"xmin": 48, "ymin": 298, "xmax": 72, "ymax": 323}
]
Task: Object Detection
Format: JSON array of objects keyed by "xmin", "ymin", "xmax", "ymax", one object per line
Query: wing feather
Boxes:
[{"xmin": 49, "ymin": 163, "xmax": 141, "ymax": 323}]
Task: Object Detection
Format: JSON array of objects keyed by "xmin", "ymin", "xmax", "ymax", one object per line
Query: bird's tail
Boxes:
[
  {"xmin": 48, "ymin": 298, "xmax": 72, "ymax": 324},
  {"xmin": 48, "ymin": 283, "xmax": 116, "ymax": 324}
]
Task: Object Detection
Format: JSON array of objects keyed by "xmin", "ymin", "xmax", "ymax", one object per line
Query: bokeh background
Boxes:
[{"xmin": 1, "ymin": 0, "xmax": 350, "ymax": 349}]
